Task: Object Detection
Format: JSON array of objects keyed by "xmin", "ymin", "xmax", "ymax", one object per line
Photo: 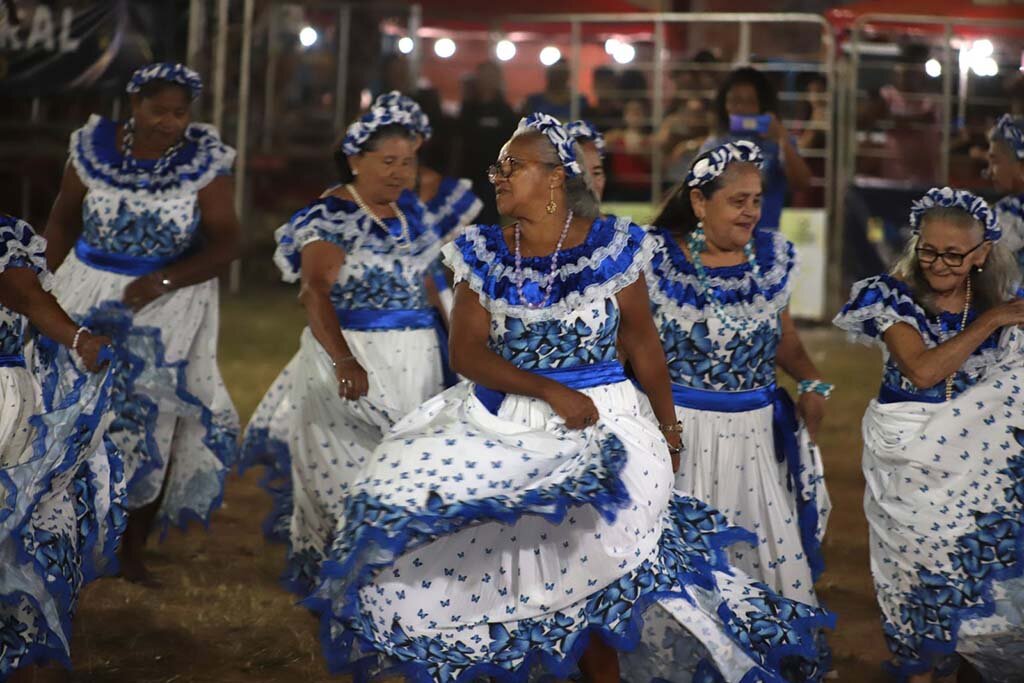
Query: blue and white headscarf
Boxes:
[
  {"xmin": 372, "ymin": 91, "xmax": 432, "ymax": 141},
  {"xmin": 909, "ymin": 186, "xmax": 1000, "ymax": 242},
  {"xmin": 342, "ymin": 91, "xmax": 432, "ymax": 156},
  {"xmin": 126, "ymin": 62, "xmax": 203, "ymax": 100},
  {"xmin": 685, "ymin": 140, "xmax": 763, "ymax": 188},
  {"xmin": 566, "ymin": 120, "xmax": 606, "ymax": 159},
  {"xmin": 516, "ymin": 113, "xmax": 582, "ymax": 177},
  {"xmin": 992, "ymin": 114, "xmax": 1024, "ymax": 161}
]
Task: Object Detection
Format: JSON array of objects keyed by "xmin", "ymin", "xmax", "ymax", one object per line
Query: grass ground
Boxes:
[{"xmin": 67, "ymin": 285, "xmax": 895, "ymax": 682}]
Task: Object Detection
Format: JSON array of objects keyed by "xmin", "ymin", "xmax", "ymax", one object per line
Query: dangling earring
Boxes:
[{"xmin": 546, "ymin": 187, "xmax": 557, "ymax": 214}]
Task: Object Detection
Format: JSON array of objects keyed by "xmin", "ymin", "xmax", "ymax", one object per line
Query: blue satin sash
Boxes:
[
  {"xmin": 335, "ymin": 308, "xmax": 455, "ymax": 387},
  {"xmin": 0, "ymin": 353, "xmax": 26, "ymax": 368},
  {"xmin": 474, "ymin": 360, "xmax": 628, "ymax": 415},
  {"xmin": 669, "ymin": 380, "xmax": 826, "ymax": 582},
  {"xmin": 877, "ymin": 384, "xmax": 946, "ymax": 404},
  {"xmin": 75, "ymin": 239, "xmax": 178, "ymax": 276}
]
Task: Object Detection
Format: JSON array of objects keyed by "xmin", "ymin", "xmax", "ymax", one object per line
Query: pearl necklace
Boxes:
[
  {"xmin": 514, "ymin": 210, "xmax": 574, "ymax": 309},
  {"xmin": 685, "ymin": 226, "xmax": 761, "ymax": 333},
  {"xmin": 944, "ymin": 276, "xmax": 972, "ymax": 401},
  {"xmin": 121, "ymin": 118, "xmax": 185, "ymax": 176},
  {"xmin": 345, "ymin": 183, "xmax": 412, "ymax": 251}
]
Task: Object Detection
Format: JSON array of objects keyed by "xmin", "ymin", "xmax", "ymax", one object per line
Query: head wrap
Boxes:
[
  {"xmin": 372, "ymin": 91, "xmax": 432, "ymax": 141},
  {"xmin": 341, "ymin": 90, "xmax": 431, "ymax": 156},
  {"xmin": 126, "ymin": 63, "xmax": 203, "ymax": 100},
  {"xmin": 515, "ymin": 113, "xmax": 582, "ymax": 177},
  {"xmin": 685, "ymin": 140, "xmax": 763, "ymax": 188},
  {"xmin": 565, "ymin": 120, "xmax": 606, "ymax": 159},
  {"xmin": 991, "ymin": 114, "xmax": 1024, "ymax": 161},
  {"xmin": 909, "ymin": 186, "xmax": 1000, "ymax": 242}
]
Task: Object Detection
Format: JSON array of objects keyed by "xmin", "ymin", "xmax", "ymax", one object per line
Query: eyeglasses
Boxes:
[
  {"xmin": 486, "ymin": 156, "xmax": 555, "ymax": 184},
  {"xmin": 915, "ymin": 241, "xmax": 986, "ymax": 268}
]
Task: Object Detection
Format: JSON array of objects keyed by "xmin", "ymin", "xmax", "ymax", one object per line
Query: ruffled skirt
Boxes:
[
  {"xmin": 305, "ymin": 379, "xmax": 832, "ymax": 681},
  {"xmin": 50, "ymin": 252, "xmax": 239, "ymax": 532},
  {"xmin": 241, "ymin": 326, "xmax": 444, "ymax": 593},
  {"xmin": 862, "ymin": 367, "xmax": 1024, "ymax": 678}
]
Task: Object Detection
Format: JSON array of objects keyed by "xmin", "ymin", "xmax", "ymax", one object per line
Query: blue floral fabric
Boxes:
[
  {"xmin": 274, "ymin": 190, "xmax": 444, "ymax": 313},
  {"xmin": 645, "ymin": 228, "xmax": 795, "ymax": 391},
  {"xmin": 0, "ymin": 216, "xmax": 51, "ymax": 358},
  {"xmin": 295, "ymin": 213, "xmax": 832, "ymax": 681},
  {"xmin": 833, "ymin": 274, "xmax": 1003, "ymax": 401},
  {"xmin": 69, "ymin": 115, "xmax": 234, "ymax": 260}
]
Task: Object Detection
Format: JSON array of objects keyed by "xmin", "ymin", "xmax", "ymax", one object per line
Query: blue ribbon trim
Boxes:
[
  {"xmin": 74, "ymin": 239, "xmax": 178, "ymax": 276},
  {"xmin": 877, "ymin": 384, "xmax": 946, "ymax": 404},
  {"xmin": 670, "ymin": 382, "xmax": 775, "ymax": 412},
  {"xmin": 668, "ymin": 381, "xmax": 826, "ymax": 583},
  {"xmin": 474, "ymin": 361, "xmax": 628, "ymax": 414},
  {"xmin": 335, "ymin": 308, "xmax": 456, "ymax": 388},
  {"xmin": 0, "ymin": 353, "xmax": 26, "ymax": 368}
]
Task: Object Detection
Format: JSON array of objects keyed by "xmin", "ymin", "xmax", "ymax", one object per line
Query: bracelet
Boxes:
[
  {"xmin": 71, "ymin": 326, "xmax": 89, "ymax": 352},
  {"xmin": 659, "ymin": 421, "xmax": 683, "ymax": 434},
  {"xmin": 153, "ymin": 272, "xmax": 173, "ymax": 292},
  {"xmin": 330, "ymin": 355, "xmax": 356, "ymax": 368},
  {"xmin": 798, "ymin": 379, "xmax": 833, "ymax": 399}
]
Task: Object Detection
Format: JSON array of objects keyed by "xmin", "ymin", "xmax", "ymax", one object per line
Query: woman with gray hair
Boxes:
[
  {"xmin": 834, "ymin": 187, "xmax": 1024, "ymax": 683},
  {"xmin": 301, "ymin": 114, "xmax": 831, "ymax": 682}
]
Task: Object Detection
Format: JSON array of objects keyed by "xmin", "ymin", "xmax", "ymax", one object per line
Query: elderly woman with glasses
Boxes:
[
  {"xmin": 301, "ymin": 113, "xmax": 832, "ymax": 683},
  {"xmin": 835, "ymin": 187, "xmax": 1024, "ymax": 683}
]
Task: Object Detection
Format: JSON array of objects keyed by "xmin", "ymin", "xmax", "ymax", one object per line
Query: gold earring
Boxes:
[{"xmin": 546, "ymin": 187, "xmax": 557, "ymax": 214}]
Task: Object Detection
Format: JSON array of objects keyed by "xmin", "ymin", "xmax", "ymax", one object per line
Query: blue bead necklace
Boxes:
[{"xmin": 685, "ymin": 225, "xmax": 761, "ymax": 334}]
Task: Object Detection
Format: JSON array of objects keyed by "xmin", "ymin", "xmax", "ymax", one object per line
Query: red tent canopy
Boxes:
[{"xmin": 827, "ymin": 0, "xmax": 1024, "ymax": 38}]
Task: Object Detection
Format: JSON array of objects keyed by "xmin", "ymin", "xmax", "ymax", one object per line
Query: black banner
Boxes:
[{"xmin": 0, "ymin": 0, "xmax": 129, "ymax": 95}]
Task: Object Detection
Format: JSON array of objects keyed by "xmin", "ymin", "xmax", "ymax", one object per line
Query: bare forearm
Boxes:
[
  {"xmin": 626, "ymin": 335, "xmax": 677, "ymax": 426},
  {"xmin": 780, "ymin": 136, "xmax": 813, "ymax": 192},
  {"xmin": 43, "ymin": 221, "xmax": 79, "ymax": 272},
  {"xmin": 891, "ymin": 317, "xmax": 1000, "ymax": 389},
  {"xmin": 300, "ymin": 286, "xmax": 352, "ymax": 363},
  {"xmin": 161, "ymin": 238, "xmax": 240, "ymax": 288},
  {"xmin": 451, "ymin": 343, "xmax": 560, "ymax": 401},
  {"xmin": 0, "ymin": 275, "xmax": 78, "ymax": 347}
]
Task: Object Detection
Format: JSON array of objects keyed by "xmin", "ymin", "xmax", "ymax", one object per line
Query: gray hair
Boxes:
[
  {"xmin": 891, "ymin": 206, "xmax": 1020, "ymax": 312},
  {"xmin": 510, "ymin": 129, "xmax": 602, "ymax": 219}
]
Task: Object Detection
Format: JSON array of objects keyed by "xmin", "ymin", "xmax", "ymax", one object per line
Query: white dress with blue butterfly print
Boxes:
[
  {"xmin": 835, "ymin": 274, "xmax": 1024, "ymax": 681},
  {"xmin": 303, "ymin": 216, "xmax": 833, "ymax": 682},
  {"xmin": 48, "ymin": 114, "xmax": 239, "ymax": 534},
  {"xmin": 240, "ymin": 190, "xmax": 452, "ymax": 596},
  {"xmin": 643, "ymin": 228, "xmax": 829, "ymax": 606},
  {"xmin": 0, "ymin": 217, "xmax": 125, "ymax": 677}
]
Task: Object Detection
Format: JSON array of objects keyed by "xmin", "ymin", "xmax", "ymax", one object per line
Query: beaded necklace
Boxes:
[
  {"xmin": 685, "ymin": 225, "xmax": 761, "ymax": 333},
  {"xmin": 120, "ymin": 118, "xmax": 185, "ymax": 176},
  {"xmin": 513, "ymin": 210, "xmax": 574, "ymax": 309},
  {"xmin": 345, "ymin": 183, "xmax": 412, "ymax": 251}
]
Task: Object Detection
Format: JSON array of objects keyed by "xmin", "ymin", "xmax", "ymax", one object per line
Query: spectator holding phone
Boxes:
[{"xmin": 702, "ymin": 66, "xmax": 812, "ymax": 230}]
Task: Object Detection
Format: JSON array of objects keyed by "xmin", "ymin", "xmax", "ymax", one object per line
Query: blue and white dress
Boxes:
[
  {"xmin": 644, "ymin": 227, "xmax": 829, "ymax": 605},
  {"xmin": 422, "ymin": 176, "xmax": 483, "ymax": 317},
  {"xmin": 241, "ymin": 189, "xmax": 453, "ymax": 595},
  {"xmin": 50, "ymin": 114, "xmax": 240, "ymax": 532},
  {"xmin": 0, "ymin": 217, "xmax": 126, "ymax": 675},
  {"xmin": 995, "ymin": 193, "xmax": 1024, "ymax": 271},
  {"xmin": 835, "ymin": 274, "xmax": 1024, "ymax": 681},
  {"xmin": 303, "ymin": 216, "xmax": 833, "ymax": 682}
]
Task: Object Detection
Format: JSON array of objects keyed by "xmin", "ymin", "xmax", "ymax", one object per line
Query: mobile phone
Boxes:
[{"xmin": 729, "ymin": 114, "xmax": 771, "ymax": 135}]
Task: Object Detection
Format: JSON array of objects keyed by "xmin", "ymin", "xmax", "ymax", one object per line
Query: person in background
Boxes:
[
  {"xmin": 522, "ymin": 59, "xmax": 589, "ymax": 122},
  {"xmin": 703, "ymin": 66, "xmax": 812, "ymax": 231},
  {"xmin": 567, "ymin": 119, "xmax": 607, "ymax": 200},
  {"xmin": 455, "ymin": 61, "xmax": 518, "ymax": 225},
  {"xmin": 605, "ymin": 98, "xmax": 653, "ymax": 201},
  {"xmin": 987, "ymin": 115, "xmax": 1024, "ymax": 270},
  {"xmin": 589, "ymin": 66, "xmax": 622, "ymax": 131}
]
